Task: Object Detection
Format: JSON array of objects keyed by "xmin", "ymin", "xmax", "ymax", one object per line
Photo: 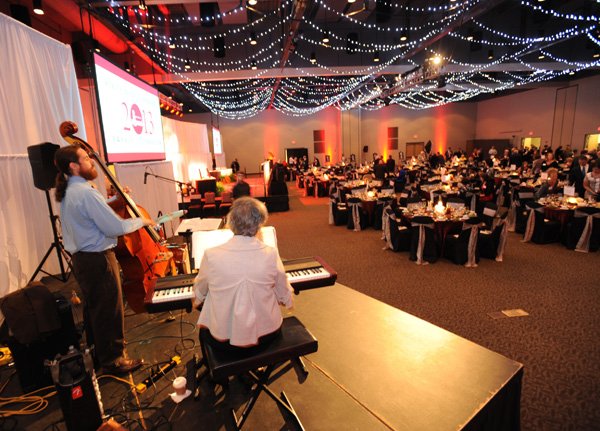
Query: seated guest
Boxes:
[
  {"xmin": 232, "ymin": 173, "xmax": 251, "ymax": 199},
  {"xmin": 535, "ymin": 168, "xmax": 561, "ymax": 199},
  {"xmin": 312, "ymin": 157, "xmax": 321, "ymax": 168},
  {"xmin": 518, "ymin": 160, "xmax": 532, "ymax": 176},
  {"xmin": 479, "ymin": 171, "xmax": 496, "ymax": 203},
  {"xmin": 583, "ymin": 160, "xmax": 600, "ymax": 200},
  {"xmin": 193, "ymin": 197, "xmax": 293, "ymax": 356},
  {"xmin": 541, "ymin": 151, "xmax": 559, "ymax": 171}
]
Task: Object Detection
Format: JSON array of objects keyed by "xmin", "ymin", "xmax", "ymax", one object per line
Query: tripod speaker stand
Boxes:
[{"xmin": 27, "ymin": 143, "xmax": 72, "ymax": 282}]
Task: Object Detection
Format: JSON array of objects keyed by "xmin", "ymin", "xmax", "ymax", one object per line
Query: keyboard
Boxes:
[
  {"xmin": 144, "ymin": 256, "xmax": 337, "ymax": 313},
  {"xmin": 283, "ymin": 256, "xmax": 337, "ymax": 294},
  {"xmin": 144, "ymin": 273, "xmax": 196, "ymax": 313}
]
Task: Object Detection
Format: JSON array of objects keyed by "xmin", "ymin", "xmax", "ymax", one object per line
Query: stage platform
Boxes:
[{"xmin": 7, "ymin": 281, "xmax": 522, "ymax": 431}]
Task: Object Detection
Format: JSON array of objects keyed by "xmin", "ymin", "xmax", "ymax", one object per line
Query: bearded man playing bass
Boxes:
[{"xmin": 54, "ymin": 142, "xmax": 153, "ymax": 374}]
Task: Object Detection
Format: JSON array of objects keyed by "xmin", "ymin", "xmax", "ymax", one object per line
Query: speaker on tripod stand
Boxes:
[{"xmin": 27, "ymin": 143, "xmax": 72, "ymax": 282}]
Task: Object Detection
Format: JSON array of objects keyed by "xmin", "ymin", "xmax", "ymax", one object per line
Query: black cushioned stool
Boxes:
[{"xmin": 195, "ymin": 316, "xmax": 318, "ymax": 430}]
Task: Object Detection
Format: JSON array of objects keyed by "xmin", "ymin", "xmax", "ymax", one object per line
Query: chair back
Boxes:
[
  {"xmin": 221, "ymin": 191, "xmax": 233, "ymax": 204},
  {"xmin": 204, "ymin": 192, "xmax": 216, "ymax": 204},
  {"xmin": 447, "ymin": 196, "xmax": 465, "ymax": 209}
]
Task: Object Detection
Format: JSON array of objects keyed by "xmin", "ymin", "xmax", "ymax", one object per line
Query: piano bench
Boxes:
[{"xmin": 195, "ymin": 316, "xmax": 318, "ymax": 430}]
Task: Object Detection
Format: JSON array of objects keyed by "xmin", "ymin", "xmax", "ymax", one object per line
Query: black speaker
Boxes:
[
  {"xmin": 0, "ymin": 288, "xmax": 79, "ymax": 393},
  {"xmin": 28, "ymin": 143, "xmax": 60, "ymax": 190},
  {"xmin": 363, "ymin": 145, "xmax": 369, "ymax": 153},
  {"xmin": 200, "ymin": 3, "xmax": 216, "ymax": 27},
  {"xmin": 213, "ymin": 36, "xmax": 225, "ymax": 58},
  {"xmin": 346, "ymin": 33, "xmax": 358, "ymax": 55},
  {"xmin": 10, "ymin": 4, "xmax": 31, "ymax": 27}
]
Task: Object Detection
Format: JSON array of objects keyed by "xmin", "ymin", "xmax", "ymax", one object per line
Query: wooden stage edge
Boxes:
[{"xmin": 290, "ymin": 283, "xmax": 523, "ymax": 431}]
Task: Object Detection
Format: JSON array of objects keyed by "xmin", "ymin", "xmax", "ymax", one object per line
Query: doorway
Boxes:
[{"xmin": 405, "ymin": 142, "xmax": 424, "ymax": 158}]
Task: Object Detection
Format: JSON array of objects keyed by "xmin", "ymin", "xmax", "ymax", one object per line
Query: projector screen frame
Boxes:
[{"xmin": 92, "ymin": 53, "xmax": 166, "ymax": 164}]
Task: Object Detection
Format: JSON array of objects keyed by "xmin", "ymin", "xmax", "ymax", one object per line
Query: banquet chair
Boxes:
[
  {"xmin": 523, "ymin": 201, "xmax": 561, "ymax": 244},
  {"xmin": 304, "ymin": 176, "xmax": 316, "ymax": 197},
  {"xmin": 431, "ymin": 189, "xmax": 446, "ymax": 205},
  {"xmin": 409, "ymin": 216, "xmax": 438, "ymax": 264},
  {"xmin": 329, "ymin": 196, "xmax": 349, "ymax": 226},
  {"xmin": 202, "ymin": 192, "xmax": 217, "ymax": 217},
  {"xmin": 565, "ymin": 207, "xmax": 600, "ymax": 252},
  {"xmin": 444, "ymin": 216, "xmax": 481, "ymax": 266},
  {"xmin": 478, "ymin": 212, "xmax": 509, "ymax": 261},
  {"xmin": 187, "ymin": 196, "xmax": 203, "ymax": 218},
  {"xmin": 513, "ymin": 187, "xmax": 535, "ymax": 234},
  {"xmin": 218, "ymin": 192, "xmax": 233, "ymax": 217},
  {"xmin": 481, "ymin": 202, "xmax": 498, "ymax": 229},
  {"xmin": 383, "ymin": 208, "xmax": 411, "ymax": 252},
  {"xmin": 374, "ymin": 196, "xmax": 394, "ymax": 230},
  {"xmin": 346, "ymin": 197, "xmax": 368, "ymax": 231},
  {"xmin": 398, "ymin": 190, "xmax": 411, "ymax": 207}
]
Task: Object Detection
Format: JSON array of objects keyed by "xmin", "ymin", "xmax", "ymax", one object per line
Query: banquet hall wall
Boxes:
[{"xmin": 475, "ymin": 74, "xmax": 600, "ymax": 150}]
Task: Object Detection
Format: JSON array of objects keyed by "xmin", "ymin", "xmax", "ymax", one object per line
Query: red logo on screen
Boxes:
[
  {"xmin": 71, "ymin": 386, "xmax": 83, "ymax": 399},
  {"xmin": 130, "ymin": 104, "xmax": 144, "ymax": 135}
]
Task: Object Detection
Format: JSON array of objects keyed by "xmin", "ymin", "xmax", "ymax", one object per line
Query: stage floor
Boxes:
[{"xmin": 8, "ymin": 281, "xmax": 522, "ymax": 431}]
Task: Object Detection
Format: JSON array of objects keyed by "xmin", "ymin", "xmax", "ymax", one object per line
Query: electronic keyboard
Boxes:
[{"xmin": 144, "ymin": 256, "xmax": 337, "ymax": 313}]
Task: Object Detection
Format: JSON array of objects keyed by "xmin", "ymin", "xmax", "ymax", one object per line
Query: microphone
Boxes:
[
  {"xmin": 135, "ymin": 356, "xmax": 181, "ymax": 393},
  {"xmin": 144, "ymin": 172, "xmax": 149, "ymax": 184}
]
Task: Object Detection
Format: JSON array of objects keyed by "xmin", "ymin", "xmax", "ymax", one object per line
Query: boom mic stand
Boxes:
[
  {"xmin": 145, "ymin": 172, "xmax": 188, "ymax": 208},
  {"xmin": 29, "ymin": 189, "xmax": 72, "ymax": 283}
]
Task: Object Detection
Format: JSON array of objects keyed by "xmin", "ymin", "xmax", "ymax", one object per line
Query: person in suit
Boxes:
[
  {"xmin": 570, "ymin": 155, "xmax": 590, "ymax": 198},
  {"xmin": 193, "ymin": 197, "xmax": 293, "ymax": 357},
  {"xmin": 386, "ymin": 155, "xmax": 396, "ymax": 174},
  {"xmin": 232, "ymin": 173, "xmax": 251, "ymax": 198},
  {"xmin": 230, "ymin": 158, "xmax": 240, "ymax": 173}
]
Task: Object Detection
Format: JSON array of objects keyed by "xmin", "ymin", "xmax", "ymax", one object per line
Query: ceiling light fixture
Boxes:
[
  {"xmin": 538, "ymin": 53, "xmax": 545, "ymax": 60},
  {"xmin": 138, "ymin": 0, "xmax": 147, "ymax": 11},
  {"xmin": 184, "ymin": 58, "xmax": 191, "ymax": 70},
  {"xmin": 310, "ymin": 52, "xmax": 317, "ymax": 64},
  {"xmin": 348, "ymin": 0, "xmax": 356, "ymax": 3},
  {"xmin": 399, "ymin": 30, "xmax": 408, "ymax": 42},
  {"xmin": 488, "ymin": 49, "xmax": 494, "ymax": 60},
  {"xmin": 93, "ymin": 40, "xmax": 101, "ymax": 53},
  {"xmin": 169, "ymin": 41, "xmax": 176, "ymax": 49},
  {"xmin": 124, "ymin": 61, "xmax": 131, "ymax": 72},
  {"xmin": 33, "ymin": 0, "xmax": 44, "ymax": 15},
  {"xmin": 248, "ymin": 0, "xmax": 258, "ymax": 6},
  {"xmin": 322, "ymin": 31, "xmax": 330, "ymax": 44},
  {"xmin": 593, "ymin": 52, "xmax": 600, "ymax": 59},
  {"xmin": 466, "ymin": 28, "xmax": 474, "ymax": 41},
  {"xmin": 251, "ymin": 60, "xmax": 257, "ymax": 70},
  {"xmin": 373, "ymin": 51, "xmax": 380, "ymax": 62},
  {"xmin": 250, "ymin": 32, "xmax": 257, "ymax": 45}
]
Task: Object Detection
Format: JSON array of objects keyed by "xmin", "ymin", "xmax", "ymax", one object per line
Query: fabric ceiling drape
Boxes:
[{"xmin": 0, "ymin": 13, "xmax": 86, "ymax": 300}]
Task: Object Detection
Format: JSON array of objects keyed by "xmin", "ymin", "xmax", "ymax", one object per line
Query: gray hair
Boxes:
[{"xmin": 226, "ymin": 196, "xmax": 268, "ymax": 236}]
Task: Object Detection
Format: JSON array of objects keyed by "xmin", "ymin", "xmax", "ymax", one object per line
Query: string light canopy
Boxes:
[{"xmin": 88, "ymin": 0, "xmax": 600, "ymax": 118}]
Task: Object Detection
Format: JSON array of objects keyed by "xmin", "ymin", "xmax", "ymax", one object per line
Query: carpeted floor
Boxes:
[{"xmin": 267, "ymin": 184, "xmax": 600, "ymax": 431}]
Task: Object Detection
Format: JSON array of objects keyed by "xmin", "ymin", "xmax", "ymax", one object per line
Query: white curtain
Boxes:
[
  {"xmin": 113, "ymin": 161, "xmax": 179, "ymax": 238},
  {"xmin": 0, "ymin": 14, "xmax": 85, "ymax": 298}
]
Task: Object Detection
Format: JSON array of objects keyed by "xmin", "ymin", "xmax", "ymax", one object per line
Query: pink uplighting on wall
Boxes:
[{"xmin": 434, "ymin": 106, "xmax": 448, "ymax": 154}]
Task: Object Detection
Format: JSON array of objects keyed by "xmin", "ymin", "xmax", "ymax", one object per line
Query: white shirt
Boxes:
[
  {"xmin": 585, "ymin": 172, "xmax": 600, "ymax": 196},
  {"xmin": 193, "ymin": 235, "xmax": 293, "ymax": 346}
]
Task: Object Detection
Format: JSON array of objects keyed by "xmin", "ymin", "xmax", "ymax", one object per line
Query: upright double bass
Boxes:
[{"xmin": 59, "ymin": 121, "xmax": 173, "ymax": 313}]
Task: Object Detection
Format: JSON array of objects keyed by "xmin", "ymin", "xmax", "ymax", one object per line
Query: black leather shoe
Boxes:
[{"xmin": 103, "ymin": 357, "xmax": 144, "ymax": 375}]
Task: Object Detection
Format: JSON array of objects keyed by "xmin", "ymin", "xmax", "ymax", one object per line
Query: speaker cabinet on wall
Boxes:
[
  {"xmin": 28, "ymin": 143, "xmax": 60, "ymax": 190},
  {"xmin": 213, "ymin": 36, "xmax": 225, "ymax": 58},
  {"xmin": 363, "ymin": 145, "xmax": 369, "ymax": 153}
]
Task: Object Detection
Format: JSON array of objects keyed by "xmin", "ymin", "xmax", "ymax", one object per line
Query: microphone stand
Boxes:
[
  {"xmin": 145, "ymin": 172, "xmax": 194, "ymax": 268},
  {"xmin": 145, "ymin": 172, "xmax": 188, "ymax": 207}
]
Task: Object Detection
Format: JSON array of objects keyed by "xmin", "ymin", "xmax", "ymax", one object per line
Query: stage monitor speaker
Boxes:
[
  {"xmin": 213, "ymin": 36, "xmax": 225, "ymax": 58},
  {"xmin": 10, "ymin": 4, "xmax": 31, "ymax": 27},
  {"xmin": 363, "ymin": 145, "xmax": 369, "ymax": 153},
  {"xmin": 28, "ymin": 142, "xmax": 60, "ymax": 190}
]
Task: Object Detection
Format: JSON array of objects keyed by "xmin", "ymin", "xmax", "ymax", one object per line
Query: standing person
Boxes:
[
  {"xmin": 386, "ymin": 155, "xmax": 396, "ymax": 173},
  {"xmin": 583, "ymin": 160, "xmax": 600, "ymax": 200},
  {"xmin": 569, "ymin": 155, "xmax": 589, "ymax": 198},
  {"xmin": 193, "ymin": 197, "xmax": 293, "ymax": 356},
  {"xmin": 232, "ymin": 173, "xmax": 251, "ymax": 198},
  {"xmin": 54, "ymin": 143, "xmax": 153, "ymax": 374},
  {"xmin": 230, "ymin": 158, "xmax": 240, "ymax": 173}
]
